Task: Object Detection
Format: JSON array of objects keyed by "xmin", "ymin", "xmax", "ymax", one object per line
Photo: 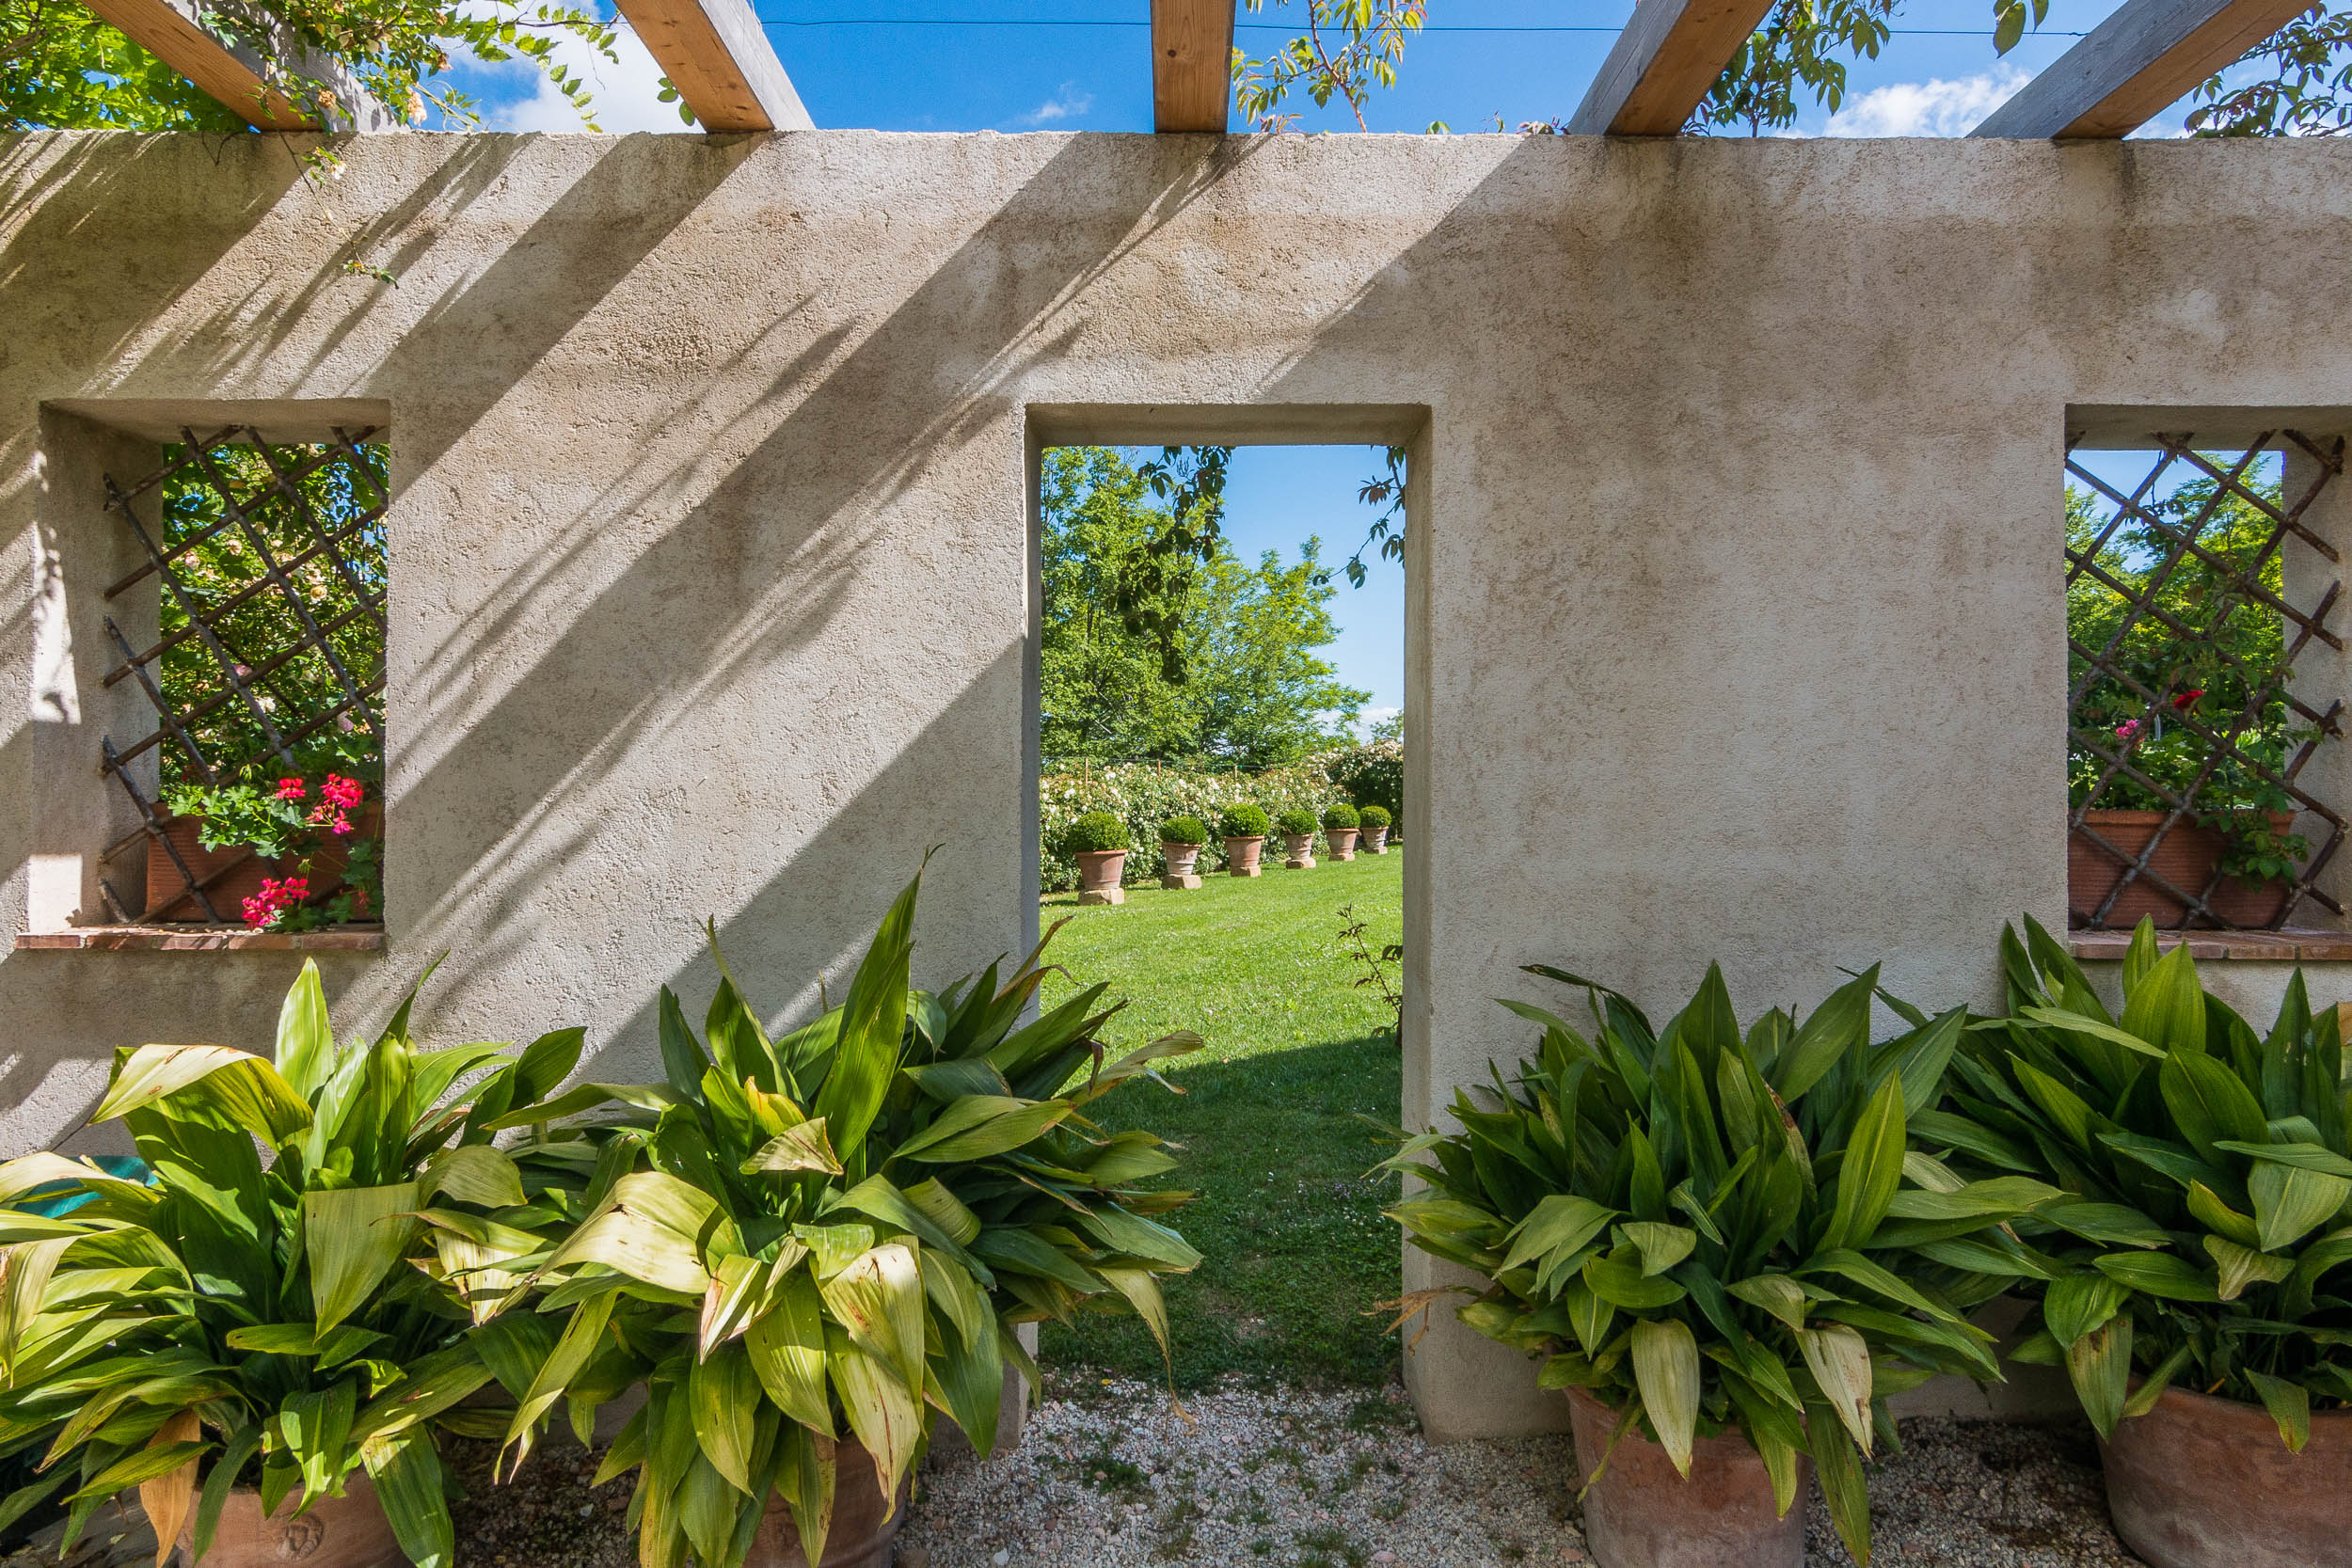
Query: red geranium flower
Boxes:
[{"xmin": 2172, "ymin": 689, "xmax": 2203, "ymax": 711}]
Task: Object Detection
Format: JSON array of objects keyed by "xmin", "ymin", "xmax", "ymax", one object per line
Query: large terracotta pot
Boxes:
[
  {"xmin": 1327, "ymin": 827, "xmax": 1359, "ymax": 862},
  {"xmin": 2069, "ymin": 809, "xmax": 2296, "ymax": 930},
  {"xmin": 145, "ymin": 805, "xmax": 382, "ymax": 924},
  {"xmin": 175, "ymin": 1477, "xmax": 402, "ymax": 1568},
  {"xmin": 1565, "ymin": 1387, "xmax": 1807, "ymax": 1568},
  {"xmin": 1073, "ymin": 848, "xmax": 1127, "ymax": 907},
  {"xmin": 1282, "ymin": 832, "xmax": 1317, "ymax": 870},
  {"xmin": 2100, "ymin": 1383, "xmax": 2352, "ymax": 1568},
  {"xmin": 1364, "ymin": 825, "xmax": 1390, "ymax": 855},
  {"xmin": 1160, "ymin": 842, "xmax": 1203, "ymax": 890},
  {"xmin": 1224, "ymin": 835, "xmax": 1263, "ymax": 878},
  {"xmin": 748, "ymin": 1441, "xmax": 907, "ymax": 1568}
]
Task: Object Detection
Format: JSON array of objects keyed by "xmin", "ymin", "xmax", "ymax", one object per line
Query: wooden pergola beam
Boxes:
[
  {"xmin": 79, "ymin": 0, "xmax": 316, "ymax": 131},
  {"xmin": 1971, "ymin": 0, "xmax": 2311, "ymax": 138},
  {"xmin": 1567, "ymin": 0, "xmax": 1776, "ymax": 135},
  {"xmin": 1152, "ymin": 0, "xmax": 1234, "ymax": 133},
  {"xmin": 614, "ymin": 0, "xmax": 813, "ymax": 134}
]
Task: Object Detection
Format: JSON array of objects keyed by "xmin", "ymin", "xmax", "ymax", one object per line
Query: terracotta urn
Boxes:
[
  {"xmin": 1161, "ymin": 842, "xmax": 1203, "ymax": 890},
  {"xmin": 1282, "ymin": 832, "xmax": 1317, "ymax": 870},
  {"xmin": 1364, "ymin": 825, "xmax": 1390, "ymax": 855},
  {"xmin": 2099, "ymin": 1383, "xmax": 2352, "ymax": 1568},
  {"xmin": 1327, "ymin": 827, "xmax": 1359, "ymax": 862},
  {"xmin": 2069, "ymin": 809, "xmax": 2298, "ymax": 929},
  {"xmin": 747, "ymin": 1440, "xmax": 908, "ymax": 1568},
  {"xmin": 1073, "ymin": 848, "xmax": 1127, "ymax": 907},
  {"xmin": 1565, "ymin": 1386, "xmax": 1807, "ymax": 1568},
  {"xmin": 1224, "ymin": 835, "xmax": 1264, "ymax": 878},
  {"xmin": 174, "ymin": 1476, "xmax": 403, "ymax": 1568}
]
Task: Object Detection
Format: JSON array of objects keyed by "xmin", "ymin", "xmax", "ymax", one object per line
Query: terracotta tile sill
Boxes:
[
  {"xmin": 15, "ymin": 926, "xmax": 384, "ymax": 952},
  {"xmin": 2069, "ymin": 927, "xmax": 2352, "ymax": 963}
]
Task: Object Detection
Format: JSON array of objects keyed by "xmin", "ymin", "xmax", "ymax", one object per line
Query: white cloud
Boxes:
[
  {"xmin": 1816, "ymin": 65, "xmax": 2034, "ymax": 138},
  {"xmin": 1010, "ymin": 84, "xmax": 1094, "ymax": 130},
  {"xmin": 1351, "ymin": 705, "xmax": 1401, "ymax": 741},
  {"xmin": 461, "ymin": 11, "xmax": 690, "ymax": 134}
]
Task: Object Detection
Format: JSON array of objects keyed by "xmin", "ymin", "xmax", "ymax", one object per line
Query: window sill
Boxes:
[
  {"xmin": 2069, "ymin": 927, "xmax": 2352, "ymax": 963},
  {"xmin": 16, "ymin": 926, "xmax": 384, "ymax": 952}
]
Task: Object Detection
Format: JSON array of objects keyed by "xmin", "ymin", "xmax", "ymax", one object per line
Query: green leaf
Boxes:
[
  {"xmin": 2244, "ymin": 1369, "xmax": 2311, "ymax": 1452},
  {"xmin": 745, "ymin": 1266, "xmax": 833, "ymax": 1435},
  {"xmin": 2160, "ymin": 1049, "xmax": 2268, "ymax": 1162},
  {"xmin": 2092, "ymin": 1250, "xmax": 2217, "ymax": 1302},
  {"xmin": 688, "ymin": 1340, "xmax": 761, "ymax": 1494},
  {"xmin": 1821, "ymin": 1075, "xmax": 1905, "ymax": 1251},
  {"xmin": 1809, "ymin": 1413, "xmax": 1873, "ymax": 1568},
  {"xmin": 304, "ymin": 1182, "xmax": 422, "ymax": 1337},
  {"xmin": 2204, "ymin": 1236, "xmax": 2295, "ymax": 1301},
  {"xmin": 2017, "ymin": 1007, "xmax": 2163, "ymax": 1060},
  {"xmin": 96, "ymin": 1044, "xmax": 311, "ymax": 1146},
  {"xmin": 1726, "ymin": 1274, "xmax": 1805, "ymax": 1332},
  {"xmin": 813, "ymin": 872, "xmax": 922, "ymax": 1164},
  {"xmin": 2248, "ymin": 1161, "xmax": 2351, "ymax": 1252},
  {"xmin": 421, "ymin": 1146, "xmax": 526, "ymax": 1209},
  {"xmin": 2066, "ymin": 1314, "xmax": 2132, "ymax": 1439},
  {"xmin": 826, "ymin": 1324, "xmax": 918, "ymax": 1502},
  {"xmin": 1629, "ymin": 1318, "xmax": 1699, "ymax": 1477},
  {"xmin": 2118, "ymin": 943, "xmax": 2205, "ymax": 1057},
  {"xmin": 2184, "ymin": 1181, "xmax": 2261, "ymax": 1248},
  {"xmin": 2039, "ymin": 1199, "xmax": 2169, "ymax": 1248},
  {"xmin": 2215, "ymin": 1140, "xmax": 2352, "ymax": 1180},
  {"xmin": 1772, "ymin": 968, "xmax": 1878, "ymax": 1102},
  {"xmin": 362, "ymin": 1432, "xmax": 452, "ymax": 1568},
  {"xmin": 1621, "ymin": 1222, "xmax": 1695, "ymax": 1278},
  {"xmin": 1583, "ymin": 1255, "xmax": 1686, "ymax": 1310},
  {"xmin": 1498, "ymin": 1196, "xmax": 1615, "ymax": 1275},
  {"xmin": 2042, "ymin": 1271, "xmax": 2127, "ymax": 1344},
  {"xmin": 274, "ymin": 960, "xmax": 337, "ymax": 1102}
]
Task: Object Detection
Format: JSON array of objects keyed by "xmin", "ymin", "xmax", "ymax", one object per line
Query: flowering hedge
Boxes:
[{"xmin": 1039, "ymin": 742, "xmax": 1406, "ymax": 891}]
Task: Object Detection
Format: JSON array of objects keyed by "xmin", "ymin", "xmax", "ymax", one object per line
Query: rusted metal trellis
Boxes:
[
  {"xmin": 96, "ymin": 425, "xmax": 387, "ymax": 923},
  {"xmin": 2066, "ymin": 429, "xmax": 2346, "ymax": 930}
]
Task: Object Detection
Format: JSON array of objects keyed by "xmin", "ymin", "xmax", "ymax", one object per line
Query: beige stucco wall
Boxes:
[{"xmin": 5, "ymin": 129, "xmax": 2352, "ymax": 1438}]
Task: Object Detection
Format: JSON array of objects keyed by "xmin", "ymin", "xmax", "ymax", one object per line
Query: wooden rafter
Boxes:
[
  {"xmin": 614, "ymin": 0, "xmax": 814, "ymax": 134},
  {"xmin": 1971, "ymin": 0, "xmax": 2312, "ymax": 138},
  {"xmin": 79, "ymin": 0, "xmax": 317, "ymax": 131},
  {"xmin": 1152, "ymin": 0, "xmax": 1234, "ymax": 133},
  {"xmin": 1567, "ymin": 0, "xmax": 1776, "ymax": 136}
]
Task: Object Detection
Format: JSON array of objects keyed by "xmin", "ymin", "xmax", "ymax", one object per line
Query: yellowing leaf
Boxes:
[
  {"xmin": 1798, "ymin": 1324, "xmax": 1874, "ymax": 1456},
  {"xmin": 95, "ymin": 1045, "xmax": 310, "ymax": 1145},
  {"xmin": 420, "ymin": 1147, "xmax": 525, "ymax": 1210},
  {"xmin": 818, "ymin": 1244, "xmax": 926, "ymax": 1400},
  {"xmin": 1629, "ymin": 1318, "xmax": 1700, "ymax": 1477},
  {"xmin": 137, "ymin": 1410, "xmax": 200, "ymax": 1568},
  {"xmin": 304, "ymin": 1183, "xmax": 422, "ymax": 1336},
  {"xmin": 741, "ymin": 1118, "xmax": 842, "ymax": 1177}
]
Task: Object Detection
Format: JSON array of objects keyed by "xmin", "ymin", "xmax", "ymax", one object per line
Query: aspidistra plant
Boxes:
[
  {"xmin": 0, "ymin": 961, "xmax": 603, "ymax": 1568},
  {"xmin": 1385, "ymin": 964, "xmax": 2056, "ymax": 1567},
  {"xmin": 1933, "ymin": 916, "xmax": 2352, "ymax": 1450},
  {"xmin": 501, "ymin": 865, "xmax": 1201, "ymax": 1568}
]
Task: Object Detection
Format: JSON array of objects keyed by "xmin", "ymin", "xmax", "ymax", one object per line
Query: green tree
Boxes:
[{"xmin": 1040, "ymin": 447, "xmax": 1369, "ymax": 768}]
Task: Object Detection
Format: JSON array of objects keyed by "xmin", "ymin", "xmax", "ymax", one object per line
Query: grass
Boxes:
[{"xmin": 1034, "ymin": 849, "xmax": 1406, "ymax": 1388}]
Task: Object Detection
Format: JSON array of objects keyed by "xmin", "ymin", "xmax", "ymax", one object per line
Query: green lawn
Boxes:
[{"xmin": 1034, "ymin": 849, "xmax": 1406, "ymax": 1389}]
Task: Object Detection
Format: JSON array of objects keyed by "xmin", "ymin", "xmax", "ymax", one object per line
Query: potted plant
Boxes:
[
  {"xmin": 1322, "ymin": 803, "xmax": 1360, "ymax": 862},
  {"xmin": 1276, "ymin": 808, "xmax": 1318, "ymax": 870},
  {"xmin": 503, "ymin": 865, "xmax": 1203, "ymax": 1568},
  {"xmin": 1359, "ymin": 804, "xmax": 1391, "ymax": 855},
  {"xmin": 1159, "ymin": 816, "xmax": 1208, "ymax": 890},
  {"xmin": 2070, "ymin": 693, "xmax": 2310, "ymax": 928},
  {"xmin": 1062, "ymin": 809, "xmax": 1130, "ymax": 907},
  {"xmin": 1218, "ymin": 804, "xmax": 1270, "ymax": 878},
  {"xmin": 1384, "ymin": 963, "xmax": 2048, "ymax": 1568},
  {"xmin": 1931, "ymin": 916, "xmax": 2352, "ymax": 1568},
  {"xmin": 0, "ymin": 961, "xmax": 599, "ymax": 1568},
  {"xmin": 151, "ymin": 772, "xmax": 383, "ymax": 928}
]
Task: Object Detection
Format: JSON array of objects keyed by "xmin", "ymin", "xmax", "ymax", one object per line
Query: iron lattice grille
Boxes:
[
  {"xmin": 2066, "ymin": 429, "xmax": 2346, "ymax": 930},
  {"xmin": 97, "ymin": 425, "xmax": 388, "ymax": 924}
]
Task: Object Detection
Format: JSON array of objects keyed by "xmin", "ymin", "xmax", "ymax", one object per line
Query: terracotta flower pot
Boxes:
[
  {"xmin": 175, "ymin": 1476, "xmax": 403, "ymax": 1568},
  {"xmin": 1160, "ymin": 842, "xmax": 1203, "ymax": 890},
  {"xmin": 2099, "ymin": 1383, "xmax": 2352, "ymax": 1568},
  {"xmin": 748, "ymin": 1441, "xmax": 908, "ymax": 1568},
  {"xmin": 1224, "ymin": 835, "xmax": 1263, "ymax": 878},
  {"xmin": 1073, "ymin": 848, "xmax": 1127, "ymax": 907},
  {"xmin": 1364, "ymin": 825, "xmax": 1390, "ymax": 855},
  {"xmin": 1565, "ymin": 1386, "xmax": 1807, "ymax": 1568},
  {"xmin": 1282, "ymin": 832, "xmax": 1317, "ymax": 870},
  {"xmin": 2069, "ymin": 809, "xmax": 2297, "ymax": 930},
  {"xmin": 1327, "ymin": 827, "xmax": 1359, "ymax": 862},
  {"xmin": 145, "ymin": 805, "xmax": 382, "ymax": 924}
]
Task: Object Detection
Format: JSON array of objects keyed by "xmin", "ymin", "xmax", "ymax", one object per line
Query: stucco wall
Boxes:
[{"xmin": 5, "ymin": 129, "xmax": 2351, "ymax": 1438}]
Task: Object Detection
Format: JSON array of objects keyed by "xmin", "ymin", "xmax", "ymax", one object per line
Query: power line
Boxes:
[{"xmin": 755, "ymin": 16, "xmax": 2092, "ymax": 35}]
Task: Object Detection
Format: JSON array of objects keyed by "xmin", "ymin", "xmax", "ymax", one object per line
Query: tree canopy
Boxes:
[{"xmin": 1041, "ymin": 446, "xmax": 1371, "ymax": 769}]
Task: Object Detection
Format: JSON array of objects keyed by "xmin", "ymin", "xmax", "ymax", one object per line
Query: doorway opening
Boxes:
[{"xmin": 1024, "ymin": 410, "xmax": 1425, "ymax": 1399}]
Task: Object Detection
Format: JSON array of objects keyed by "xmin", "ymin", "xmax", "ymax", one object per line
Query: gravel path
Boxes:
[{"xmin": 438, "ymin": 1374, "xmax": 2143, "ymax": 1568}]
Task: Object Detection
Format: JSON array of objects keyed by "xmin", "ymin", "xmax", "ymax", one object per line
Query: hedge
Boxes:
[{"xmin": 1040, "ymin": 758, "xmax": 1348, "ymax": 891}]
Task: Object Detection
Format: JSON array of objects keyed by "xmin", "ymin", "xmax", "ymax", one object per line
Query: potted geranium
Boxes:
[
  {"xmin": 0, "ymin": 962, "xmax": 598, "ymax": 1568},
  {"xmin": 1322, "ymin": 802, "xmax": 1361, "ymax": 862},
  {"xmin": 152, "ymin": 770, "xmax": 381, "ymax": 927},
  {"xmin": 1938, "ymin": 916, "xmax": 2352, "ymax": 1568},
  {"xmin": 1277, "ymin": 807, "xmax": 1318, "ymax": 870},
  {"xmin": 1359, "ymin": 803, "xmax": 1392, "ymax": 854},
  {"xmin": 1385, "ymin": 963, "xmax": 2045, "ymax": 1568},
  {"xmin": 1219, "ymin": 803, "xmax": 1270, "ymax": 878},
  {"xmin": 499, "ymin": 866, "xmax": 1202, "ymax": 1568},
  {"xmin": 1160, "ymin": 816, "xmax": 1209, "ymax": 889},
  {"xmin": 1063, "ymin": 809, "xmax": 1130, "ymax": 906}
]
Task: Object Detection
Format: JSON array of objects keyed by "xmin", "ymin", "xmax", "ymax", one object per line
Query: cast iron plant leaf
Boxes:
[{"xmin": 1383, "ymin": 962, "xmax": 2055, "ymax": 1566}]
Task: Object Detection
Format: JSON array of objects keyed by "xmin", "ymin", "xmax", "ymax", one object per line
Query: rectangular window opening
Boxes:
[
  {"xmin": 94, "ymin": 424, "xmax": 389, "ymax": 936},
  {"xmin": 2066, "ymin": 427, "xmax": 2347, "ymax": 935}
]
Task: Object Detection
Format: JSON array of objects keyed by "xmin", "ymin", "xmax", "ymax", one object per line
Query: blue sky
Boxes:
[{"xmin": 446, "ymin": 1, "xmax": 2230, "ymax": 722}]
